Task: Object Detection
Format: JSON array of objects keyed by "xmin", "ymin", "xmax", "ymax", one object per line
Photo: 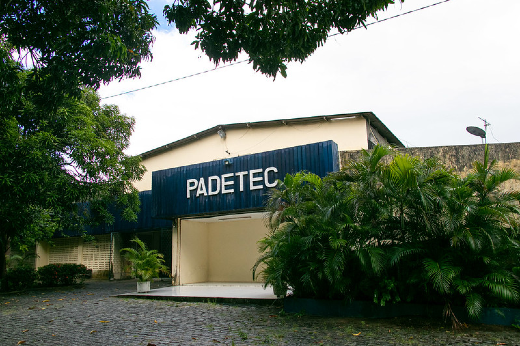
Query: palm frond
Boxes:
[{"xmin": 423, "ymin": 257, "xmax": 460, "ymax": 295}]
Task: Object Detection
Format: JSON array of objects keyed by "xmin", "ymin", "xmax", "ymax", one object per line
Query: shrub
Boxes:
[
  {"xmin": 256, "ymin": 145, "xmax": 520, "ymax": 326},
  {"xmin": 37, "ymin": 263, "xmax": 89, "ymax": 287},
  {"xmin": 6, "ymin": 266, "xmax": 37, "ymax": 290}
]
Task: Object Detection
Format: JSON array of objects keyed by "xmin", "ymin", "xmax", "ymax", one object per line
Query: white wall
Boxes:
[
  {"xmin": 179, "ymin": 220, "xmax": 209, "ymax": 284},
  {"xmin": 179, "ymin": 217, "xmax": 268, "ymax": 284},
  {"xmin": 135, "ymin": 116, "xmax": 368, "ymax": 191},
  {"xmin": 37, "ymin": 235, "xmax": 112, "ymax": 278},
  {"xmin": 207, "ymin": 218, "xmax": 267, "ymax": 282}
]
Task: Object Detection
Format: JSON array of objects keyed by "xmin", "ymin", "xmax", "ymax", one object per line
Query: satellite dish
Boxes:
[{"xmin": 466, "ymin": 126, "xmax": 486, "ymax": 139}]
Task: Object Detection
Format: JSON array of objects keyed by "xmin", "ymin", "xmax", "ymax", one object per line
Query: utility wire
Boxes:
[
  {"xmin": 489, "ymin": 126, "xmax": 501, "ymax": 143},
  {"xmin": 102, "ymin": 0, "xmax": 452, "ymax": 100},
  {"xmin": 329, "ymin": 0, "xmax": 452, "ymax": 38},
  {"xmin": 102, "ymin": 60, "xmax": 247, "ymax": 99}
]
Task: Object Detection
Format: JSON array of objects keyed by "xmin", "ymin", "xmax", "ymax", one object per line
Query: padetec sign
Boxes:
[
  {"xmin": 152, "ymin": 141, "xmax": 338, "ymax": 218},
  {"xmin": 186, "ymin": 167, "xmax": 278, "ymax": 198}
]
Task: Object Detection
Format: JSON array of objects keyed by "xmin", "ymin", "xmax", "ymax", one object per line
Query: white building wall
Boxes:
[
  {"xmin": 135, "ymin": 116, "xmax": 368, "ymax": 191},
  {"xmin": 179, "ymin": 220, "xmax": 209, "ymax": 284},
  {"xmin": 41, "ymin": 235, "xmax": 112, "ymax": 278},
  {"xmin": 207, "ymin": 218, "xmax": 267, "ymax": 283}
]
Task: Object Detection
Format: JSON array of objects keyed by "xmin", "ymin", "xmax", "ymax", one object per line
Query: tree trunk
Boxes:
[{"xmin": 0, "ymin": 234, "xmax": 8, "ymax": 291}]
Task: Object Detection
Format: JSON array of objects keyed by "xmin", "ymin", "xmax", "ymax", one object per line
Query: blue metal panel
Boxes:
[
  {"xmin": 56, "ymin": 191, "xmax": 172, "ymax": 238},
  {"xmin": 152, "ymin": 141, "xmax": 339, "ymax": 218},
  {"xmin": 112, "ymin": 190, "xmax": 172, "ymax": 233}
]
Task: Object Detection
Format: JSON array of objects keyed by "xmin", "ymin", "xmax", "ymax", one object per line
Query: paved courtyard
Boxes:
[{"xmin": 1, "ymin": 279, "xmax": 519, "ymax": 345}]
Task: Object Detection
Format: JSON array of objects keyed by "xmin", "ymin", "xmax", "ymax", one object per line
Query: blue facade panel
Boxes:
[
  {"xmin": 112, "ymin": 190, "xmax": 172, "ymax": 233},
  {"xmin": 152, "ymin": 141, "xmax": 339, "ymax": 218},
  {"xmin": 57, "ymin": 191, "xmax": 171, "ymax": 237}
]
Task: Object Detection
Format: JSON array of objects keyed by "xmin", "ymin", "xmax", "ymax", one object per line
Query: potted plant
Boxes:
[{"xmin": 120, "ymin": 237, "xmax": 169, "ymax": 293}]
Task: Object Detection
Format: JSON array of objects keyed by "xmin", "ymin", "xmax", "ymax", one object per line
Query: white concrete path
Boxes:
[{"xmin": 118, "ymin": 282, "xmax": 278, "ymax": 301}]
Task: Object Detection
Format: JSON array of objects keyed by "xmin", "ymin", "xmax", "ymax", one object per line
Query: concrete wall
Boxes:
[
  {"xmin": 179, "ymin": 220, "xmax": 209, "ymax": 284},
  {"xmin": 179, "ymin": 217, "xmax": 268, "ymax": 284},
  {"xmin": 340, "ymin": 142, "xmax": 520, "ymax": 190},
  {"xmin": 37, "ymin": 235, "xmax": 112, "ymax": 278},
  {"xmin": 112, "ymin": 233, "xmax": 124, "ymax": 280},
  {"xmin": 136, "ymin": 116, "xmax": 369, "ymax": 191},
  {"xmin": 35, "ymin": 242, "xmax": 50, "ymax": 269},
  {"xmin": 207, "ymin": 218, "xmax": 267, "ymax": 283}
]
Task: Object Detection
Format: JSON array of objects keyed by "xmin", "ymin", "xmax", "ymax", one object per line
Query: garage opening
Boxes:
[{"xmin": 178, "ymin": 212, "xmax": 268, "ymax": 285}]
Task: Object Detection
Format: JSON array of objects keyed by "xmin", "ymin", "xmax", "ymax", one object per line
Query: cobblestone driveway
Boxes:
[{"xmin": 1, "ymin": 280, "xmax": 519, "ymax": 345}]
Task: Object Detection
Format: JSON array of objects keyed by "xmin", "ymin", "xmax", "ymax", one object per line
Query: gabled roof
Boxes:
[{"xmin": 140, "ymin": 112, "xmax": 403, "ymax": 159}]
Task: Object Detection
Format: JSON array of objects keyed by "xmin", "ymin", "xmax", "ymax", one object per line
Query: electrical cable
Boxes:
[
  {"xmin": 489, "ymin": 126, "xmax": 501, "ymax": 143},
  {"xmin": 329, "ymin": 0, "xmax": 452, "ymax": 38},
  {"xmin": 101, "ymin": 0, "xmax": 453, "ymax": 100},
  {"xmin": 102, "ymin": 60, "xmax": 247, "ymax": 99}
]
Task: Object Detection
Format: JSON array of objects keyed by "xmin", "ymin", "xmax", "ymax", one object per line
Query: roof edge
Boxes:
[{"xmin": 139, "ymin": 112, "xmax": 403, "ymax": 159}]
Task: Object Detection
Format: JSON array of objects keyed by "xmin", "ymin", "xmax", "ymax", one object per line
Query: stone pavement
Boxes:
[{"xmin": 1, "ymin": 279, "xmax": 519, "ymax": 346}]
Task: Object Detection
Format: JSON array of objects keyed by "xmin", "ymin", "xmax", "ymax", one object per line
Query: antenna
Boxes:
[{"xmin": 478, "ymin": 117, "xmax": 491, "ymax": 133}]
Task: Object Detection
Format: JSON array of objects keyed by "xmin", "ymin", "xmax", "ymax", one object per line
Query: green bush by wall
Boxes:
[{"xmin": 37, "ymin": 263, "xmax": 89, "ymax": 287}]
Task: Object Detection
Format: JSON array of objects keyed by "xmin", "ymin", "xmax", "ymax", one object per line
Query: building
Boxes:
[{"xmin": 34, "ymin": 112, "xmax": 403, "ymax": 282}]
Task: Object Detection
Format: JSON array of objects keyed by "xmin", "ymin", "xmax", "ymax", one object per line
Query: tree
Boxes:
[
  {"xmin": 164, "ymin": 0, "xmax": 402, "ymax": 78},
  {"xmin": 0, "ymin": 82, "xmax": 145, "ymax": 288},
  {"xmin": 0, "ymin": 0, "xmax": 157, "ymax": 93},
  {"xmin": 0, "ymin": 1, "xmax": 156, "ymax": 288}
]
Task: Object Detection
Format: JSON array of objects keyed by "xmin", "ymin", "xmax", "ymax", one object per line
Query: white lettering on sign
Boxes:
[
  {"xmin": 249, "ymin": 169, "xmax": 263, "ymax": 190},
  {"xmin": 187, "ymin": 179, "xmax": 198, "ymax": 198},
  {"xmin": 221, "ymin": 173, "xmax": 234, "ymax": 194},
  {"xmin": 264, "ymin": 167, "xmax": 278, "ymax": 188},
  {"xmin": 235, "ymin": 171, "xmax": 248, "ymax": 192},
  {"xmin": 186, "ymin": 167, "xmax": 278, "ymax": 199},
  {"xmin": 196, "ymin": 177, "xmax": 207, "ymax": 197},
  {"xmin": 208, "ymin": 176, "xmax": 220, "ymax": 196}
]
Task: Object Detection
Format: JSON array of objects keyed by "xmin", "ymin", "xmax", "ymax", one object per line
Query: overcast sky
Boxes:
[{"xmin": 98, "ymin": 0, "xmax": 520, "ymax": 156}]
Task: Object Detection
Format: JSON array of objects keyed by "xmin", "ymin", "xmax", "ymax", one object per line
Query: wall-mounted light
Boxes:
[
  {"xmin": 224, "ymin": 158, "xmax": 233, "ymax": 165},
  {"xmin": 217, "ymin": 128, "xmax": 226, "ymax": 139}
]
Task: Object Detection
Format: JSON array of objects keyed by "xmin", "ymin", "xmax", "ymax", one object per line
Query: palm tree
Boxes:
[
  {"xmin": 120, "ymin": 237, "xmax": 169, "ymax": 282},
  {"xmin": 390, "ymin": 145, "xmax": 520, "ymax": 326},
  {"xmin": 255, "ymin": 145, "xmax": 520, "ymax": 325}
]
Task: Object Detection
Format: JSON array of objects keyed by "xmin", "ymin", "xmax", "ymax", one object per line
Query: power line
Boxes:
[
  {"xmin": 102, "ymin": 0, "xmax": 452, "ymax": 100},
  {"xmin": 102, "ymin": 60, "xmax": 247, "ymax": 100},
  {"xmin": 329, "ymin": 0, "xmax": 452, "ymax": 38}
]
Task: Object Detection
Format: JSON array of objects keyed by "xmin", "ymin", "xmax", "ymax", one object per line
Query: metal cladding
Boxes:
[
  {"xmin": 58, "ymin": 191, "xmax": 172, "ymax": 237},
  {"xmin": 111, "ymin": 190, "xmax": 172, "ymax": 232},
  {"xmin": 152, "ymin": 141, "xmax": 339, "ymax": 218}
]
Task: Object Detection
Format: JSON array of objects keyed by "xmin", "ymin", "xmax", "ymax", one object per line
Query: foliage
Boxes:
[
  {"xmin": 256, "ymin": 145, "xmax": 520, "ymax": 325},
  {"xmin": 254, "ymin": 171, "xmax": 381, "ymax": 300},
  {"xmin": 513, "ymin": 318, "xmax": 520, "ymax": 330},
  {"xmin": 0, "ymin": 1, "xmax": 154, "ymax": 289},
  {"xmin": 164, "ymin": 0, "xmax": 401, "ymax": 78},
  {"xmin": 37, "ymin": 263, "xmax": 89, "ymax": 287},
  {"xmin": 0, "ymin": 0, "xmax": 157, "ymax": 93},
  {"xmin": 5, "ymin": 265, "xmax": 37, "ymax": 291},
  {"xmin": 0, "ymin": 81, "xmax": 145, "ymax": 288},
  {"xmin": 120, "ymin": 237, "xmax": 170, "ymax": 282}
]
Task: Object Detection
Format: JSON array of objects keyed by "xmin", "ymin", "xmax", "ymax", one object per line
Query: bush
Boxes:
[
  {"xmin": 6, "ymin": 266, "xmax": 37, "ymax": 290},
  {"xmin": 37, "ymin": 263, "xmax": 89, "ymax": 287},
  {"xmin": 256, "ymin": 145, "xmax": 520, "ymax": 326}
]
